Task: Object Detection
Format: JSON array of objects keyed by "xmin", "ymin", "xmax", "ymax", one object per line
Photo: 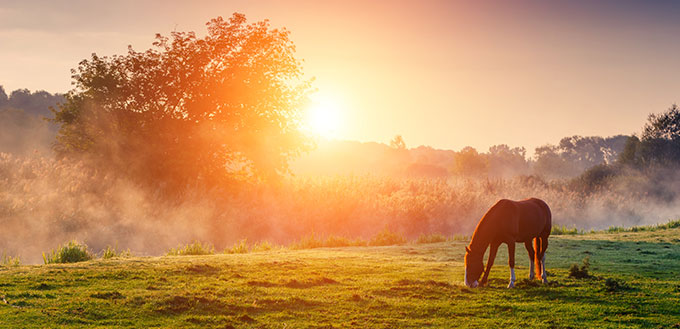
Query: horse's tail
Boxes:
[
  {"xmin": 532, "ymin": 198, "xmax": 552, "ymax": 280},
  {"xmin": 533, "ymin": 237, "xmax": 542, "ymax": 279}
]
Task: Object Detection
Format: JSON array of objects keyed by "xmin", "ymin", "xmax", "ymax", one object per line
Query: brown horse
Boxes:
[{"xmin": 464, "ymin": 198, "xmax": 551, "ymax": 288}]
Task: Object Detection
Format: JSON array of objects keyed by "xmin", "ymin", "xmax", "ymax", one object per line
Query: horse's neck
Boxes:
[{"xmin": 469, "ymin": 216, "xmax": 493, "ymax": 256}]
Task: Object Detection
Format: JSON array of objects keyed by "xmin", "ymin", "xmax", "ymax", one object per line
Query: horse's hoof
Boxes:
[
  {"xmin": 507, "ymin": 282, "xmax": 515, "ymax": 288},
  {"xmin": 542, "ymin": 279, "xmax": 548, "ymax": 284}
]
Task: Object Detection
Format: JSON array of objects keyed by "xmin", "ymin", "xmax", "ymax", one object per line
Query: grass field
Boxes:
[{"xmin": 1, "ymin": 229, "xmax": 680, "ymax": 328}]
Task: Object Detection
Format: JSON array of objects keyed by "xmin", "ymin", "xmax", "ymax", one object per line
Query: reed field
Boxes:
[{"xmin": 1, "ymin": 153, "xmax": 679, "ymax": 263}]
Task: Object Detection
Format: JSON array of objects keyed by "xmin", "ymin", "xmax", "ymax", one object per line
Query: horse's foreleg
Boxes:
[
  {"xmin": 480, "ymin": 242, "xmax": 500, "ymax": 286},
  {"xmin": 524, "ymin": 240, "xmax": 535, "ymax": 280},
  {"xmin": 507, "ymin": 241, "xmax": 516, "ymax": 288}
]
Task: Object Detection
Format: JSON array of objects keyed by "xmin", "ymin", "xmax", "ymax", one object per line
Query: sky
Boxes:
[{"xmin": 2, "ymin": 0, "xmax": 680, "ymax": 153}]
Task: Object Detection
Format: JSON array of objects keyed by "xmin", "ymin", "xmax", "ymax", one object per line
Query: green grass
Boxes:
[{"xmin": 1, "ymin": 228, "xmax": 680, "ymax": 327}]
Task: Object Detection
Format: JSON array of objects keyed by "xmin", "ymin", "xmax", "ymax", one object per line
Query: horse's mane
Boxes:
[{"xmin": 467, "ymin": 199, "xmax": 510, "ymax": 256}]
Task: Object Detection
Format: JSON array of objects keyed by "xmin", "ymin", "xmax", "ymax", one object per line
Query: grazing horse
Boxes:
[{"xmin": 464, "ymin": 198, "xmax": 551, "ymax": 288}]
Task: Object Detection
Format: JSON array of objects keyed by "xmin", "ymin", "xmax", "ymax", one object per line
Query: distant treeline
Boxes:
[
  {"xmin": 0, "ymin": 86, "xmax": 63, "ymax": 118},
  {"xmin": 0, "ymin": 86, "xmax": 63, "ymax": 155},
  {"xmin": 292, "ymin": 135, "xmax": 629, "ymax": 180}
]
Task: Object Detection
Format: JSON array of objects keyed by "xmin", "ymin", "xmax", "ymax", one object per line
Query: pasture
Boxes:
[{"xmin": 1, "ymin": 228, "xmax": 679, "ymax": 328}]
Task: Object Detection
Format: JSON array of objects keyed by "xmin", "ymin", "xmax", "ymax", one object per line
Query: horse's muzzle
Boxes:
[
  {"xmin": 464, "ymin": 267, "xmax": 479, "ymax": 288},
  {"xmin": 465, "ymin": 280, "xmax": 479, "ymax": 288}
]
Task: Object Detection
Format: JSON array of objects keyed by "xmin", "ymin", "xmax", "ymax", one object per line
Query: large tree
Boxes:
[{"xmin": 53, "ymin": 13, "xmax": 313, "ymax": 190}]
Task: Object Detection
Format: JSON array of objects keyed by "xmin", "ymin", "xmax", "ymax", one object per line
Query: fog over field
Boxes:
[{"xmin": 2, "ymin": 89, "xmax": 679, "ymax": 263}]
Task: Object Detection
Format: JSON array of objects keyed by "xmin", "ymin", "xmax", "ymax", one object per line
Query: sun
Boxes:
[{"xmin": 305, "ymin": 93, "xmax": 342, "ymax": 138}]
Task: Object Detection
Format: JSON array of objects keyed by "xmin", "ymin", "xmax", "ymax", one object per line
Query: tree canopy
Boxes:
[
  {"xmin": 620, "ymin": 104, "xmax": 680, "ymax": 166},
  {"xmin": 52, "ymin": 13, "xmax": 313, "ymax": 191}
]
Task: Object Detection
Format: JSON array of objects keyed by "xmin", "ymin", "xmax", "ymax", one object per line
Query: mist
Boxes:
[
  {"xmin": 2, "ymin": 149, "xmax": 680, "ymax": 264},
  {"xmin": 1, "ymin": 85, "xmax": 679, "ymax": 264}
]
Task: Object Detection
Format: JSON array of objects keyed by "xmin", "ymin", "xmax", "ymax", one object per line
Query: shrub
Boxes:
[
  {"xmin": 101, "ymin": 245, "xmax": 132, "ymax": 259},
  {"xmin": 416, "ymin": 233, "xmax": 448, "ymax": 244},
  {"xmin": 43, "ymin": 240, "xmax": 93, "ymax": 264},
  {"xmin": 166, "ymin": 241, "xmax": 215, "ymax": 256},
  {"xmin": 568, "ymin": 256, "xmax": 591, "ymax": 279},
  {"xmin": 575, "ymin": 164, "xmax": 618, "ymax": 191},
  {"xmin": 368, "ymin": 228, "xmax": 406, "ymax": 246},
  {"xmin": 225, "ymin": 239, "xmax": 250, "ymax": 254},
  {"xmin": 1, "ymin": 252, "xmax": 20, "ymax": 266}
]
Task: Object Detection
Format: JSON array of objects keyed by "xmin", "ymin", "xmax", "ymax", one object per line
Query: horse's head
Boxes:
[{"xmin": 464, "ymin": 245, "xmax": 483, "ymax": 288}]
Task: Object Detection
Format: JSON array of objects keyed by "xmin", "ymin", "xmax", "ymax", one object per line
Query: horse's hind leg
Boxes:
[
  {"xmin": 539, "ymin": 236, "xmax": 549, "ymax": 283},
  {"xmin": 507, "ymin": 241, "xmax": 516, "ymax": 288},
  {"xmin": 524, "ymin": 241, "xmax": 535, "ymax": 280}
]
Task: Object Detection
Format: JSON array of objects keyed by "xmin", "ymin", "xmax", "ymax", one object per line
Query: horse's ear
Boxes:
[{"xmin": 465, "ymin": 246, "xmax": 471, "ymax": 253}]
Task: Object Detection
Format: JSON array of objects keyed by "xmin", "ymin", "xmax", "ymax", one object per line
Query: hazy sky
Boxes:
[{"xmin": 2, "ymin": 0, "xmax": 680, "ymax": 153}]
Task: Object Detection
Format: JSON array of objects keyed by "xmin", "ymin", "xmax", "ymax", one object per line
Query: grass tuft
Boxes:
[
  {"xmin": 568, "ymin": 256, "xmax": 591, "ymax": 279},
  {"xmin": 251, "ymin": 240, "xmax": 275, "ymax": 252},
  {"xmin": 605, "ymin": 219, "xmax": 680, "ymax": 234},
  {"xmin": 101, "ymin": 244, "xmax": 132, "ymax": 259},
  {"xmin": 42, "ymin": 240, "xmax": 93, "ymax": 264},
  {"xmin": 368, "ymin": 228, "xmax": 406, "ymax": 246},
  {"xmin": 448, "ymin": 234, "xmax": 470, "ymax": 242},
  {"xmin": 166, "ymin": 241, "xmax": 215, "ymax": 256},
  {"xmin": 416, "ymin": 233, "xmax": 448, "ymax": 244},
  {"xmin": 552, "ymin": 225, "xmax": 580, "ymax": 235},
  {"xmin": 225, "ymin": 239, "xmax": 250, "ymax": 254},
  {"xmin": 289, "ymin": 235, "xmax": 324, "ymax": 250},
  {"xmin": 0, "ymin": 252, "xmax": 21, "ymax": 266},
  {"xmin": 603, "ymin": 278, "xmax": 629, "ymax": 292}
]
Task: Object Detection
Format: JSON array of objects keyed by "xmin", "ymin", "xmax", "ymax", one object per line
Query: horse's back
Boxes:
[{"xmin": 513, "ymin": 198, "xmax": 551, "ymax": 241}]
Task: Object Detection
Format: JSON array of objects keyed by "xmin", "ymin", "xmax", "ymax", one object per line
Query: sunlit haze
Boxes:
[
  {"xmin": 3, "ymin": 0, "xmax": 680, "ymax": 152},
  {"xmin": 305, "ymin": 92, "xmax": 343, "ymax": 139}
]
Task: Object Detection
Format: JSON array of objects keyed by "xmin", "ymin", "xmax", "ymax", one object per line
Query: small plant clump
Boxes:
[
  {"xmin": 368, "ymin": 228, "xmax": 406, "ymax": 246},
  {"xmin": 568, "ymin": 256, "xmax": 591, "ymax": 279},
  {"xmin": 1, "ymin": 252, "xmax": 21, "ymax": 266},
  {"xmin": 604, "ymin": 278, "xmax": 629, "ymax": 292},
  {"xmin": 552, "ymin": 225, "xmax": 580, "ymax": 235},
  {"xmin": 225, "ymin": 239, "xmax": 250, "ymax": 254},
  {"xmin": 289, "ymin": 235, "xmax": 367, "ymax": 250},
  {"xmin": 289, "ymin": 235, "xmax": 325, "ymax": 250},
  {"xmin": 101, "ymin": 245, "xmax": 132, "ymax": 259},
  {"xmin": 605, "ymin": 219, "xmax": 680, "ymax": 234},
  {"xmin": 250, "ymin": 240, "xmax": 274, "ymax": 252},
  {"xmin": 166, "ymin": 241, "xmax": 215, "ymax": 256},
  {"xmin": 43, "ymin": 240, "xmax": 94, "ymax": 264},
  {"xmin": 448, "ymin": 234, "xmax": 470, "ymax": 242},
  {"xmin": 416, "ymin": 233, "xmax": 448, "ymax": 244}
]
